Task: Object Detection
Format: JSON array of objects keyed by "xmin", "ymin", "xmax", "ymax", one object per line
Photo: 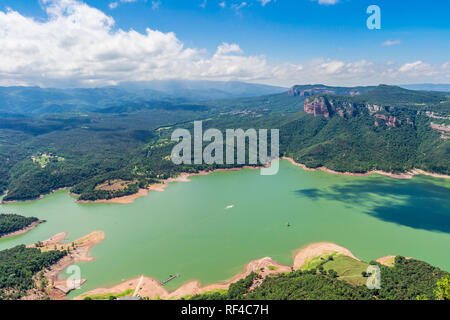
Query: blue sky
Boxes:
[{"xmin": 0, "ymin": 0, "xmax": 449, "ymax": 87}]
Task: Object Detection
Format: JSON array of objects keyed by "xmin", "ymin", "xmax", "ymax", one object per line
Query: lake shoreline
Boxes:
[
  {"xmin": 25, "ymin": 231, "xmax": 106, "ymax": 299},
  {"xmin": 0, "ymin": 187, "xmax": 70, "ymax": 205},
  {"xmin": 282, "ymin": 157, "xmax": 450, "ymax": 180},
  {"xmin": 74, "ymin": 241, "xmax": 362, "ymax": 300},
  {"xmin": 2, "ymin": 158, "xmax": 449, "ymax": 205},
  {"xmin": 74, "ymin": 158, "xmax": 450, "ymax": 205},
  {"xmin": 76, "ymin": 166, "xmax": 262, "ymax": 205},
  {"xmin": 0, "ymin": 219, "xmax": 45, "ymax": 239}
]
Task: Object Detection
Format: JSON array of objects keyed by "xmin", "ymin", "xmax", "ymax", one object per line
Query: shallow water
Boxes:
[{"xmin": 1, "ymin": 159, "xmax": 449, "ymax": 298}]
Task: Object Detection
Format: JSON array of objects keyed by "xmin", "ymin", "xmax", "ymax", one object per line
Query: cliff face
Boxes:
[
  {"xmin": 304, "ymin": 97, "xmax": 334, "ymax": 118},
  {"xmin": 303, "ymin": 96, "xmax": 411, "ymax": 128},
  {"xmin": 374, "ymin": 114, "xmax": 402, "ymax": 127}
]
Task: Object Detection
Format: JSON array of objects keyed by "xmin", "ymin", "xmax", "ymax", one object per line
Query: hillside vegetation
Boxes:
[
  {"xmin": 0, "ymin": 245, "xmax": 66, "ymax": 300},
  {"xmin": 188, "ymin": 256, "xmax": 450, "ymax": 300},
  {"xmin": 0, "ymin": 84, "xmax": 449, "ymax": 201},
  {"xmin": 0, "ymin": 214, "xmax": 39, "ymax": 237}
]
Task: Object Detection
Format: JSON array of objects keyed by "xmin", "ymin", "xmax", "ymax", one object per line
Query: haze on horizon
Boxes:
[{"xmin": 0, "ymin": 0, "xmax": 449, "ymax": 88}]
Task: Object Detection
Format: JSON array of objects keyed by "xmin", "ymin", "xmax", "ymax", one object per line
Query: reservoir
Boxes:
[{"xmin": 1, "ymin": 159, "xmax": 449, "ymax": 298}]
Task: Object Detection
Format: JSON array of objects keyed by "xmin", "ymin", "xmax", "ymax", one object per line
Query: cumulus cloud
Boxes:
[
  {"xmin": 399, "ymin": 61, "xmax": 422, "ymax": 72},
  {"xmin": 0, "ymin": 0, "xmax": 448, "ymax": 87},
  {"xmin": 0, "ymin": 0, "xmax": 270, "ymax": 86}
]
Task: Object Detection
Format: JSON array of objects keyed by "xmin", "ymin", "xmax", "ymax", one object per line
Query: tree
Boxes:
[
  {"xmin": 328, "ymin": 269, "xmax": 338, "ymax": 278},
  {"xmin": 434, "ymin": 275, "xmax": 450, "ymax": 300}
]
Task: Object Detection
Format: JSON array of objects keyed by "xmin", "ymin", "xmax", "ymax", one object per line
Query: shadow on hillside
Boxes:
[{"xmin": 295, "ymin": 178, "xmax": 450, "ymax": 234}]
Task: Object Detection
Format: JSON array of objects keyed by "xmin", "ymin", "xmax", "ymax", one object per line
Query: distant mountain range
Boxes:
[
  {"xmin": 116, "ymin": 80, "xmax": 287, "ymax": 100},
  {"xmin": 1, "ymin": 81, "xmax": 450, "ymax": 116},
  {"xmin": 0, "ymin": 81, "xmax": 287, "ymax": 115},
  {"xmin": 399, "ymin": 84, "xmax": 450, "ymax": 92}
]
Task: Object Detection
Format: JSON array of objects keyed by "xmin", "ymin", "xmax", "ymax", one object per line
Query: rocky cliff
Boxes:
[
  {"xmin": 303, "ymin": 95, "xmax": 411, "ymax": 128},
  {"xmin": 304, "ymin": 96, "xmax": 334, "ymax": 118}
]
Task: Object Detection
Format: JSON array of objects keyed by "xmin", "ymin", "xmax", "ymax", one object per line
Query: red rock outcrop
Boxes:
[
  {"xmin": 374, "ymin": 114, "xmax": 402, "ymax": 127},
  {"xmin": 304, "ymin": 97, "xmax": 333, "ymax": 118},
  {"xmin": 366, "ymin": 104, "xmax": 382, "ymax": 114}
]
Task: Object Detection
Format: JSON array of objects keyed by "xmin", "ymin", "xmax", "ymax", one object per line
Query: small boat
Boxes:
[
  {"xmin": 225, "ymin": 205, "xmax": 234, "ymax": 210},
  {"xmin": 286, "ymin": 222, "xmax": 291, "ymax": 227}
]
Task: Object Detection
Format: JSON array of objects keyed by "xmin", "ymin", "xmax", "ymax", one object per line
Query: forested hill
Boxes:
[
  {"xmin": 0, "ymin": 214, "xmax": 39, "ymax": 237},
  {"xmin": 281, "ymin": 84, "xmax": 450, "ymax": 173},
  {"xmin": 0, "ymin": 84, "xmax": 449, "ymax": 202},
  {"xmin": 188, "ymin": 256, "xmax": 450, "ymax": 300}
]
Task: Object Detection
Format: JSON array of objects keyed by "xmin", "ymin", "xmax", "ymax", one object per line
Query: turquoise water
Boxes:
[{"xmin": 0, "ymin": 159, "xmax": 449, "ymax": 298}]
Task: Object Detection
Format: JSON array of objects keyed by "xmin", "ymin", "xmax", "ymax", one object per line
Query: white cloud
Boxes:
[
  {"xmin": 109, "ymin": 0, "xmax": 138, "ymax": 10},
  {"xmin": 313, "ymin": 0, "xmax": 339, "ymax": 5},
  {"xmin": 399, "ymin": 61, "xmax": 425, "ymax": 72},
  {"xmin": 382, "ymin": 39, "xmax": 401, "ymax": 46},
  {"xmin": 0, "ymin": 0, "xmax": 271, "ymax": 87},
  {"xmin": 152, "ymin": 1, "xmax": 161, "ymax": 10},
  {"xmin": 215, "ymin": 43, "xmax": 243, "ymax": 55},
  {"xmin": 258, "ymin": 0, "xmax": 272, "ymax": 6},
  {"xmin": 219, "ymin": 2, "xmax": 226, "ymax": 8},
  {"xmin": 109, "ymin": 2, "xmax": 119, "ymax": 9},
  {"xmin": 0, "ymin": 0, "xmax": 448, "ymax": 88},
  {"xmin": 231, "ymin": 2, "xmax": 247, "ymax": 11},
  {"xmin": 319, "ymin": 60, "xmax": 345, "ymax": 74}
]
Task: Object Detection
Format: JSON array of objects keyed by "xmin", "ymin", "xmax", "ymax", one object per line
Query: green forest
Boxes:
[
  {"xmin": 0, "ymin": 245, "xmax": 66, "ymax": 299},
  {"xmin": 188, "ymin": 256, "xmax": 450, "ymax": 300},
  {"xmin": 0, "ymin": 214, "xmax": 39, "ymax": 237}
]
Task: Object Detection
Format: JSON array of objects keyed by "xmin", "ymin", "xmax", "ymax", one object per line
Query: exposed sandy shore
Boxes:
[
  {"xmin": 0, "ymin": 219, "xmax": 45, "ymax": 239},
  {"xmin": 76, "ymin": 188, "xmax": 151, "ymax": 205},
  {"xmin": 282, "ymin": 157, "xmax": 450, "ymax": 180},
  {"xmin": 75, "ymin": 241, "xmax": 364, "ymax": 300},
  {"xmin": 292, "ymin": 242, "xmax": 360, "ymax": 270},
  {"xmin": 1, "ymin": 187, "xmax": 70, "ymax": 204},
  {"xmin": 75, "ymin": 256, "xmax": 290, "ymax": 300},
  {"xmin": 376, "ymin": 255, "xmax": 396, "ymax": 267},
  {"xmin": 26, "ymin": 231, "xmax": 105, "ymax": 299}
]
